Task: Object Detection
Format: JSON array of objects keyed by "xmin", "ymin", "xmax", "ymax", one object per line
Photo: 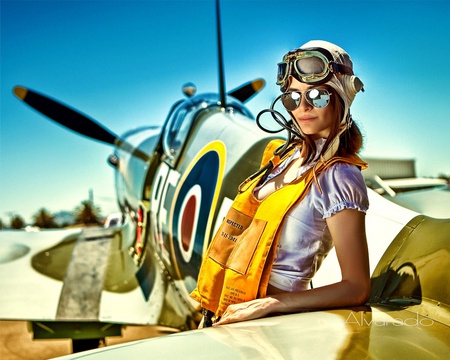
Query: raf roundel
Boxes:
[{"xmin": 170, "ymin": 141, "xmax": 226, "ymax": 293}]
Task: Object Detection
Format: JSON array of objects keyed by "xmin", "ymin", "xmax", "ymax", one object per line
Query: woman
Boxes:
[{"xmin": 192, "ymin": 40, "xmax": 370, "ymax": 326}]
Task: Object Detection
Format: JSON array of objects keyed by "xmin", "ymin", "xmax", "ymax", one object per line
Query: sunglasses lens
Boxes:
[
  {"xmin": 281, "ymin": 89, "xmax": 331, "ymax": 111},
  {"xmin": 281, "ymin": 91, "xmax": 301, "ymax": 111},
  {"xmin": 307, "ymin": 88, "xmax": 331, "ymax": 108}
]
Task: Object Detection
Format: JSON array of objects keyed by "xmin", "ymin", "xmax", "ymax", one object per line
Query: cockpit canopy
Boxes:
[{"xmin": 162, "ymin": 93, "xmax": 252, "ymax": 166}]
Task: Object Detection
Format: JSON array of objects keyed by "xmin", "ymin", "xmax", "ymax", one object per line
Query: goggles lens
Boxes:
[
  {"xmin": 276, "ymin": 62, "xmax": 289, "ymax": 85},
  {"xmin": 281, "ymin": 88, "xmax": 332, "ymax": 111},
  {"xmin": 295, "ymin": 55, "xmax": 328, "ymax": 78}
]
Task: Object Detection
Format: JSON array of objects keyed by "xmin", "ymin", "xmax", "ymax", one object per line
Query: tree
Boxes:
[
  {"xmin": 74, "ymin": 200, "xmax": 102, "ymax": 225},
  {"xmin": 438, "ymin": 173, "xmax": 450, "ymax": 183},
  {"xmin": 0, "ymin": 218, "xmax": 4, "ymax": 230},
  {"xmin": 10, "ymin": 215, "xmax": 25, "ymax": 229},
  {"xmin": 33, "ymin": 208, "xmax": 58, "ymax": 228}
]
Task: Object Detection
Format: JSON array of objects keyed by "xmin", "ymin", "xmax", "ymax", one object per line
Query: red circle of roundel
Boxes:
[{"xmin": 181, "ymin": 195, "xmax": 197, "ymax": 252}]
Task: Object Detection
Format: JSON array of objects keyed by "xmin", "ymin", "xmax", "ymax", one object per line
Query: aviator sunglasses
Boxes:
[{"xmin": 281, "ymin": 88, "xmax": 332, "ymax": 111}]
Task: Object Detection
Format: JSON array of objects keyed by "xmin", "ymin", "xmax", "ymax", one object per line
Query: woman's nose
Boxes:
[{"xmin": 298, "ymin": 94, "xmax": 312, "ymax": 110}]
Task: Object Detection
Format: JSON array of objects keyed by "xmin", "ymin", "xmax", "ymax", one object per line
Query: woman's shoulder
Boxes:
[
  {"xmin": 321, "ymin": 161, "xmax": 366, "ymax": 185},
  {"xmin": 312, "ymin": 162, "xmax": 369, "ymax": 217},
  {"xmin": 315, "ymin": 161, "xmax": 368, "ymax": 200}
]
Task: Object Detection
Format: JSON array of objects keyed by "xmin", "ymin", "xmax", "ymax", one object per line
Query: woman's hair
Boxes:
[{"xmin": 299, "ymin": 87, "xmax": 363, "ymax": 162}]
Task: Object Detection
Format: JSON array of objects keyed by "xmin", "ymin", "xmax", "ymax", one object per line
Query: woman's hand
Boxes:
[{"xmin": 213, "ymin": 297, "xmax": 280, "ymax": 326}]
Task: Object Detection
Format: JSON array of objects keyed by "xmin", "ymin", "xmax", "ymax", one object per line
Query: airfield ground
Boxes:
[{"xmin": 0, "ymin": 321, "xmax": 176, "ymax": 359}]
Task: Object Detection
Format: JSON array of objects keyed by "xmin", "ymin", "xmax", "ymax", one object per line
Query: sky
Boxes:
[{"xmin": 1, "ymin": 0, "xmax": 449, "ymax": 224}]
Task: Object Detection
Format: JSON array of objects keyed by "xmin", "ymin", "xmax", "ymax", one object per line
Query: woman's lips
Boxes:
[{"xmin": 298, "ymin": 116, "xmax": 316, "ymax": 123}]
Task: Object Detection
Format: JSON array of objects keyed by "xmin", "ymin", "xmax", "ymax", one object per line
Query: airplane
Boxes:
[{"xmin": 1, "ymin": 0, "xmax": 449, "ymax": 357}]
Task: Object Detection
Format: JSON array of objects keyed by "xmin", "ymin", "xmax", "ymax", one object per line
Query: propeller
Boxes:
[
  {"xmin": 13, "ymin": 86, "xmax": 150, "ymax": 161},
  {"xmin": 228, "ymin": 78, "xmax": 265, "ymax": 103}
]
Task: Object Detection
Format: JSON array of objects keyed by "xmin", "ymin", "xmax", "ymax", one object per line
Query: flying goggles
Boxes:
[
  {"xmin": 276, "ymin": 48, "xmax": 354, "ymax": 88},
  {"xmin": 281, "ymin": 88, "xmax": 332, "ymax": 111}
]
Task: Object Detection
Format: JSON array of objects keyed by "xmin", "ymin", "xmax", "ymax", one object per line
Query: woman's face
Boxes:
[{"xmin": 288, "ymin": 77, "xmax": 336, "ymax": 140}]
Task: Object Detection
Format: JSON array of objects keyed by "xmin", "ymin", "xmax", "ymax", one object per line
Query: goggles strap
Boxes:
[{"xmin": 330, "ymin": 62, "xmax": 354, "ymax": 76}]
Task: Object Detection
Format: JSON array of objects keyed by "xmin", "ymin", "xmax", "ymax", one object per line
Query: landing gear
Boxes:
[
  {"xmin": 31, "ymin": 321, "xmax": 121, "ymax": 353},
  {"xmin": 72, "ymin": 338, "xmax": 103, "ymax": 353}
]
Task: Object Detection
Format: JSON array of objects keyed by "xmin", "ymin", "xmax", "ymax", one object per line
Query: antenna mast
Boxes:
[{"xmin": 216, "ymin": 0, "xmax": 226, "ymax": 108}]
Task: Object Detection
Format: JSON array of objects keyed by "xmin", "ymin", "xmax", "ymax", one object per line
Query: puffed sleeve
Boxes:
[{"xmin": 313, "ymin": 163, "xmax": 369, "ymax": 219}]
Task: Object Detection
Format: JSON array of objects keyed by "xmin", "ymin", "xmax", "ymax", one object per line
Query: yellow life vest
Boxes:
[{"xmin": 190, "ymin": 139, "xmax": 367, "ymax": 317}]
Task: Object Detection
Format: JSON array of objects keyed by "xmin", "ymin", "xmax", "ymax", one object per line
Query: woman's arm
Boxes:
[{"xmin": 214, "ymin": 208, "xmax": 371, "ymax": 326}]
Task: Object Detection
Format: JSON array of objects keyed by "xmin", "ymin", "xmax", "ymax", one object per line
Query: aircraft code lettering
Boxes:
[
  {"xmin": 226, "ymin": 219, "xmax": 243, "ymax": 230},
  {"xmin": 221, "ymin": 231, "xmax": 237, "ymax": 242}
]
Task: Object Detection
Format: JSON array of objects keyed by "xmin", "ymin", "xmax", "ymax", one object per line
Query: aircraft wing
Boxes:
[
  {"xmin": 0, "ymin": 228, "xmax": 82, "ymax": 320},
  {"xmin": 0, "ymin": 226, "xmax": 171, "ymax": 326},
  {"xmin": 50, "ymin": 307, "xmax": 450, "ymax": 360}
]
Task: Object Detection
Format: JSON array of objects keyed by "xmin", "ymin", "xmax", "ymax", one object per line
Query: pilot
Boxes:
[{"xmin": 192, "ymin": 40, "xmax": 370, "ymax": 326}]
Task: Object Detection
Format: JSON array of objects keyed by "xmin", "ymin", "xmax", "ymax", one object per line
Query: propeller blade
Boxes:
[
  {"xmin": 228, "ymin": 78, "xmax": 265, "ymax": 103},
  {"xmin": 13, "ymin": 86, "xmax": 118, "ymax": 145},
  {"xmin": 13, "ymin": 86, "xmax": 150, "ymax": 162}
]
